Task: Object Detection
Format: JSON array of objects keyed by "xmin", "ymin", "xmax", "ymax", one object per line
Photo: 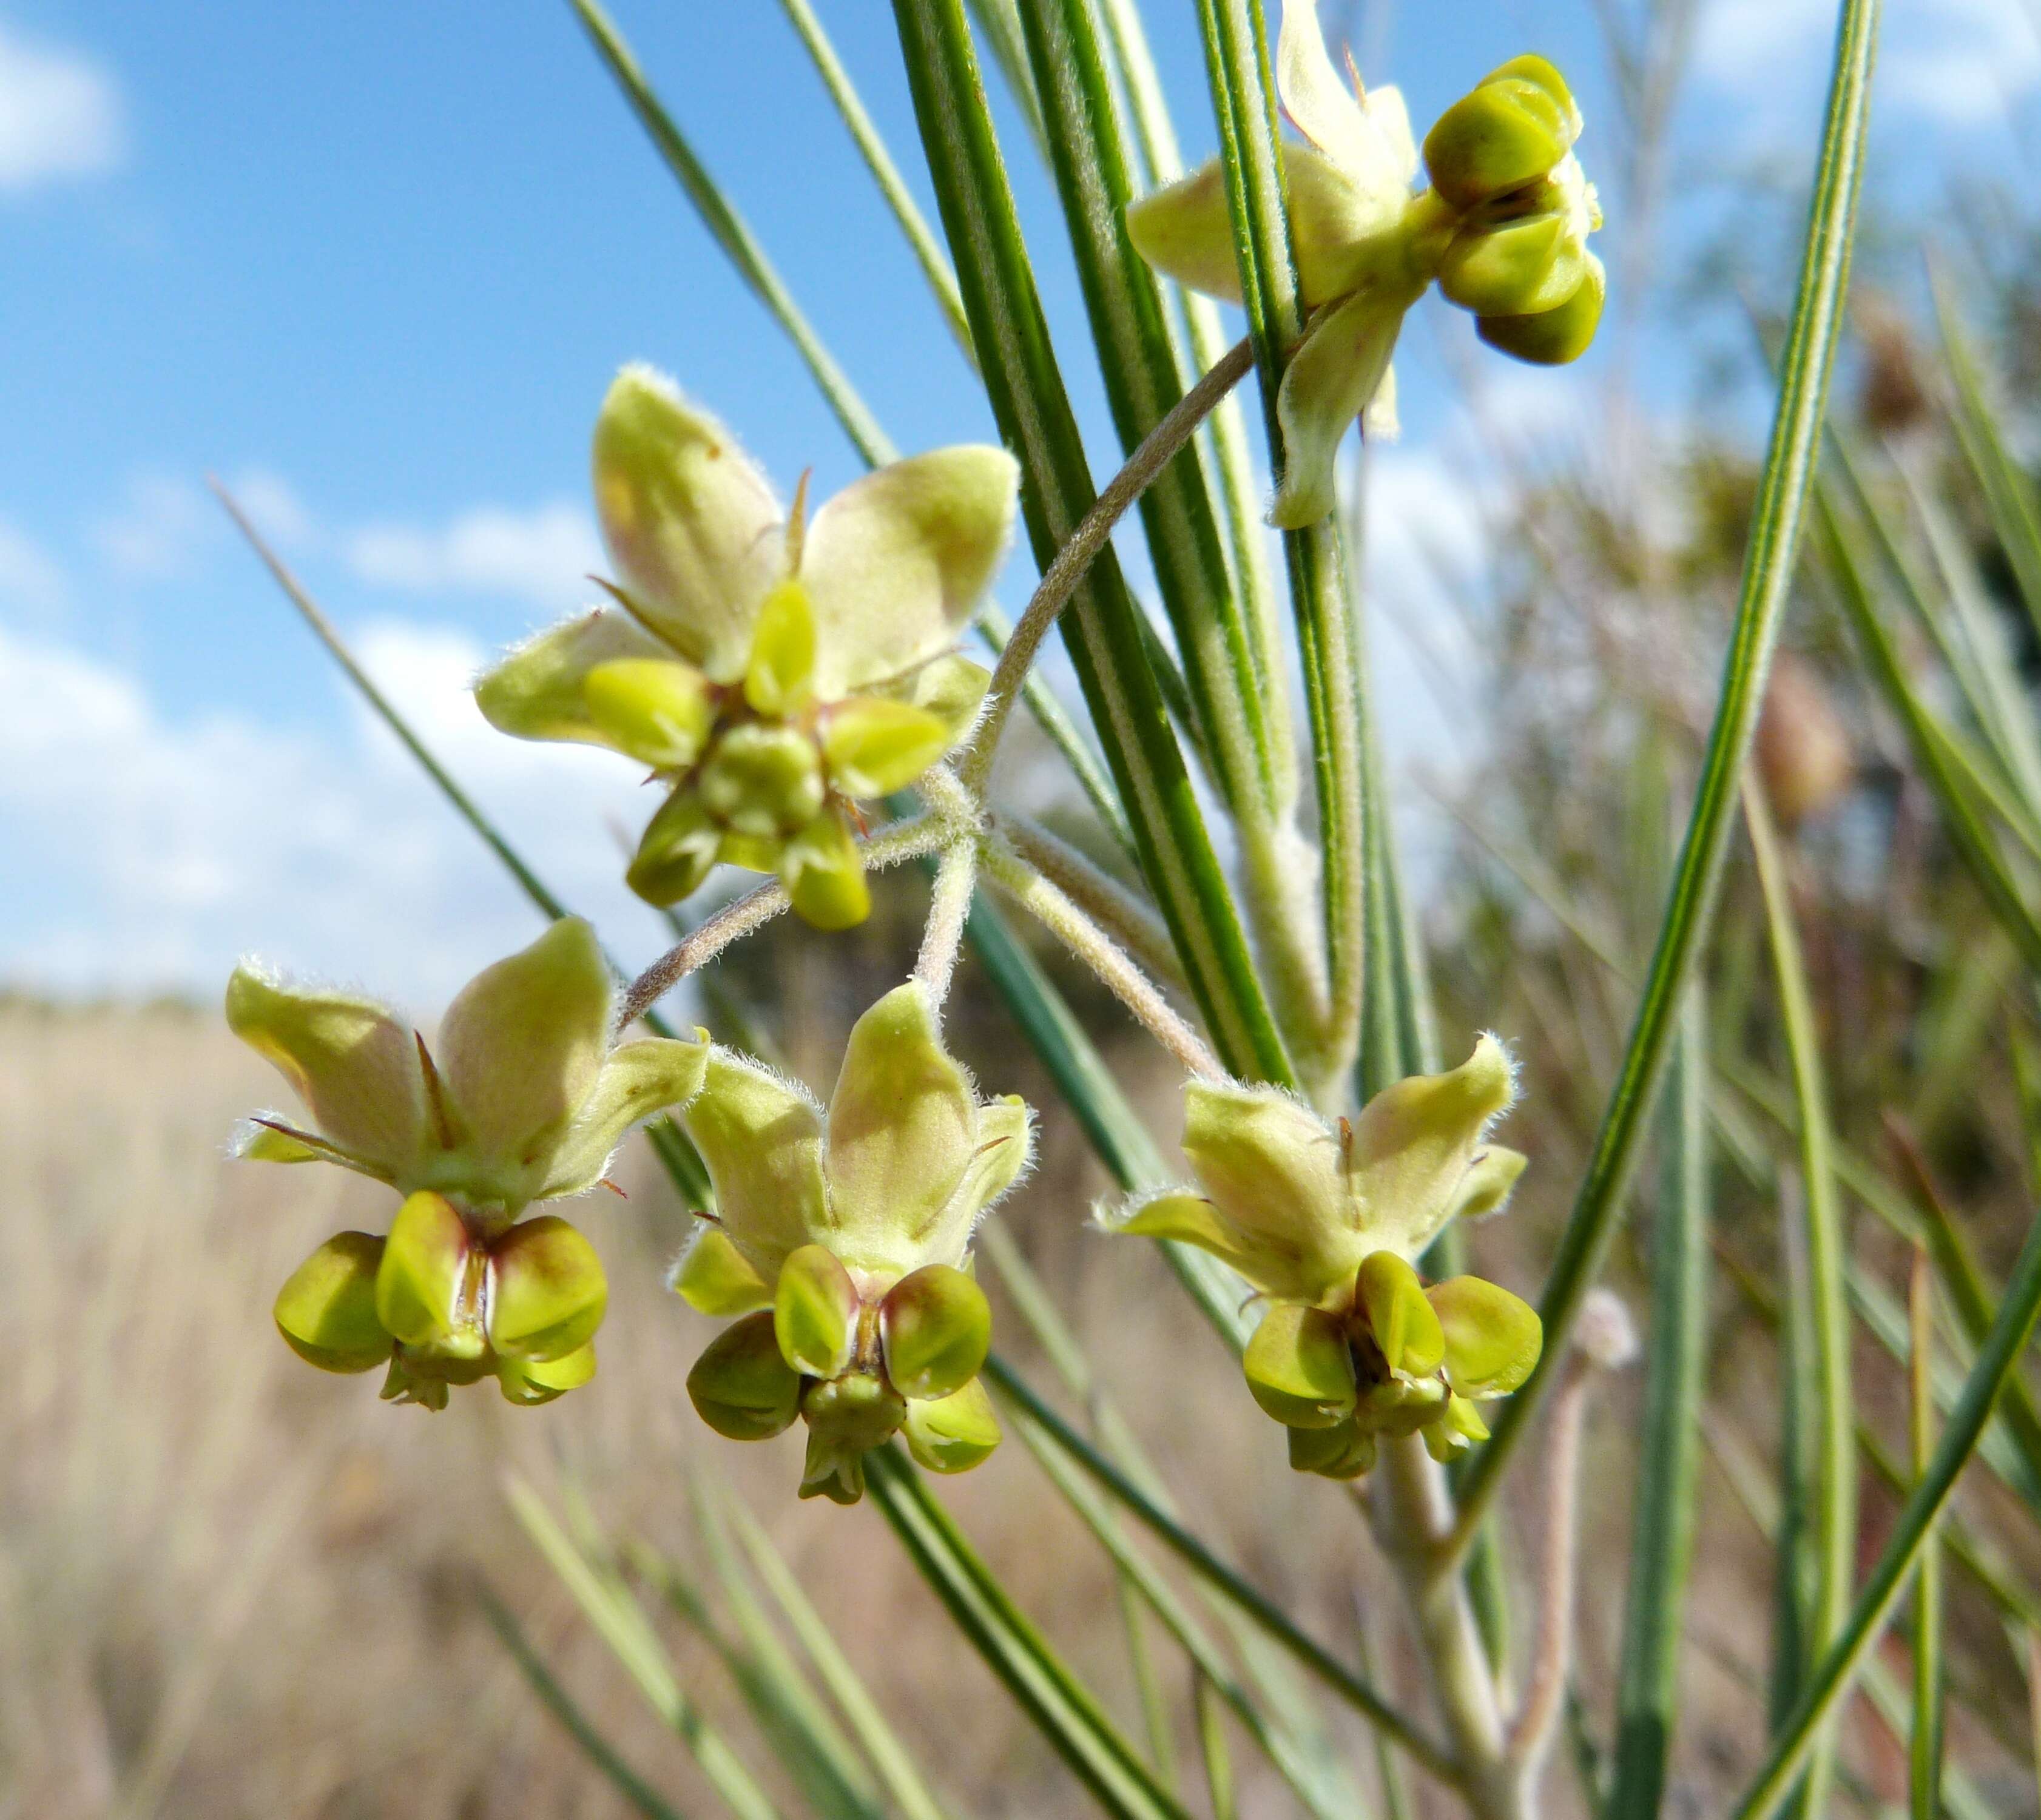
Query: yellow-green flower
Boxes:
[
  {"xmin": 1126, "ymin": 0, "xmax": 1601, "ymax": 527},
  {"xmin": 1099, "ymin": 1037, "xmax": 1540, "ymax": 1477},
  {"xmin": 229, "ymin": 918, "xmax": 707, "ymax": 1407},
  {"xmin": 673, "ymin": 982, "xmax": 1033, "ymax": 1503},
  {"xmin": 476, "ymin": 367, "xmax": 1019, "ymax": 929}
]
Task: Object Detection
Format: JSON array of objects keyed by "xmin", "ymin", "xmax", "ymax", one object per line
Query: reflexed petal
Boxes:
[
  {"xmin": 743, "ymin": 580, "xmax": 818, "ymax": 716},
  {"xmin": 688, "ymin": 1312, "xmax": 802, "ymax": 1440},
  {"xmin": 434, "ymin": 918, "xmax": 612, "ymax": 1176},
  {"xmin": 474, "ymin": 609, "xmax": 671, "ymax": 751},
  {"xmin": 903, "ymin": 1379, "xmax": 1001, "ymax": 1474},
  {"xmin": 880, "ymin": 1264, "xmax": 991, "ymax": 1400},
  {"xmin": 274, "ymin": 1232, "xmax": 391, "ymax": 1373},
  {"xmin": 1357, "ymin": 1250, "xmax": 1445, "ymax": 1378},
  {"xmin": 1125, "ymin": 160, "xmax": 1243, "ymax": 304},
  {"xmin": 1449, "ymin": 1145, "xmax": 1527, "ymax": 1223},
  {"xmin": 1181, "ymin": 1080, "xmax": 1351, "ymax": 1299},
  {"xmin": 628, "ymin": 787, "xmax": 724, "ymax": 908},
  {"xmin": 488, "ymin": 1215, "xmax": 608, "ymax": 1362},
  {"xmin": 1275, "ymin": 0, "xmax": 1374, "ymax": 178},
  {"xmin": 538, "ymin": 1033, "xmax": 710, "ymax": 1199},
  {"xmin": 1270, "ymin": 291, "xmax": 1401, "ymax": 528},
  {"xmin": 671, "ymin": 1222, "xmax": 771, "ymax": 1316},
  {"xmin": 1096, "ymin": 1189, "xmax": 1263, "ymax": 1281},
  {"xmin": 800, "ymin": 448, "xmax": 1019, "ymax": 695},
  {"xmin": 1365, "ymin": 85, "xmax": 1419, "ymax": 186},
  {"xmin": 915, "ymin": 1095, "xmax": 1033, "ymax": 1265},
  {"xmin": 774, "ymin": 1243, "xmax": 860, "ymax": 1379},
  {"xmin": 679, "ymin": 1049, "xmax": 831, "ymax": 1284},
  {"xmin": 581, "ymin": 657, "xmax": 717, "ymax": 771},
  {"xmin": 376, "ymin": 1190, "xmax": 472, "ymax": 1350},
  {"xmin": 226, "ymin": 966, "xmax": 427, "ymax": 1175},
  {"xmin": 234, "ymin": 1117, "xmax": 382, "ymax": 1175},
  {"xmin": 1286, "ymin": 144, "xmax": 1403, "ymax": 305},
  {"xmin": 780, "ymin": 814, "xmax": 871, "ymax": 931},
  {"xmin": 1428, "ymin": 1275, "xmax": 1542, "ymax": 1398},
  {"xmin": 824, "ymin": 983, "xmax": 974, "ymax": 1270},
  {"xmin": 592, "ymin": 365, "xmax": 785, "ymax": 679},
  {"xmin": 1243, "ymin": 1303, "xmax": 1357, "ymax": 1428},
  {"xmin": 823, "ymin": 697, "xmax": 956, "ymax": 798},
  {"xmin": 1346, "ymin": 1034, "xmax": 1517, "ymax": 1259}
]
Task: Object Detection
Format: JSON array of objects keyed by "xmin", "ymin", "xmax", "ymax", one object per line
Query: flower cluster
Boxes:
[
  {"xmin": 229, "ymin": 918, "xmax": 706, "ymax": 1407},
  {"xmin": 672, "ymin": 983, "xmax": 1033, "ymax": 1503},
  {"xmin": 1126, "ymin": 0, "xmax": 1601, "ymax": 527},
  {"xmin": 1101, "ymin": 1038, "xmax": 1541, "ymax": 1478},
  {"xmin": 475, "ymin": 368, "xmax": 1019, "ymax": 928}
]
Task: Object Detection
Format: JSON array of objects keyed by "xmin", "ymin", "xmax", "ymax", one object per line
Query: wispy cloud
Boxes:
[
  {"xmin": 92, "ymin": 473, "xmax": 215, "ymax": 580},
  {"xmin": 345, "ymin": 500, "xmax": 602, "ymax": 614},
  {"xmin": 0, "ymin": 21, "xmax": 124, "ymax": 192},
  {"xmin": 0, "ymin": 517, "xmax": 69, "ymax": 615}
]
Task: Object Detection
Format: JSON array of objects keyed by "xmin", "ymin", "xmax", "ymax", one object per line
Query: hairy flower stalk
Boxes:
[
  {"xmin": 226, "ymin": 918, "xmax": 707, "ymax": 1407},
  {"xmin": 477, "ymin": 366, "xmax": 1019, "ymax": 928},
  {"xmin": 674, "ymin": 982, "xmax": 1032, "ymax": 1503}
]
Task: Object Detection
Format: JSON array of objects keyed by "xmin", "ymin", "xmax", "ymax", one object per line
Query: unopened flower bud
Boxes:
[{"xmin": 689, "ymin": 1311, "xmax": 803, "ymax": 1440}]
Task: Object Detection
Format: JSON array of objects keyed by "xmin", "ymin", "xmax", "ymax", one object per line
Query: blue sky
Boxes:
[{"xmin": 1, "ymin": 0, "xmax": 2033, "ymax": 1005}]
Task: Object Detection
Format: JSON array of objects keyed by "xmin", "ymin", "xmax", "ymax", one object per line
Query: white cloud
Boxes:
[
  {"xmin": 346, "ymin": 500, "xmax": 602, "ymax": 613},
  {"xmin": 0, "ymin": 517, "xmax": 68, "ymax": 614},
  {"xmin": 0, "ymin": 616, "xmax": 677, "ymax": 1005},
  {"xmin": 0, "ymin": 21, "xmax": 124, "ymax": 192},
  {"xmin": 226, "ymin": 468, "xmax": 313, "ymax": 547},
  {"xmin": 93, "ymin": 473, "xmax": 214, "ymax": 580}
]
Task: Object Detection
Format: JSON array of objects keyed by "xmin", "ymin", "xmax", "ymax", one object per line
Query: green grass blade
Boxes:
[
  {"xmin": 1729, "ymin": 1207, "xmax": 2041, "ymax": 1820},
  {"xmin": 889, "ymin": 0, "xmax": 1294, "ymax": 1086},
  {"xmin": 1908, "ymin": 1252, "xmax": 1945, "ymax": 1820},
  {"xmin": 961, "ymin": 0, "xmax": 1050, "ymax": 159},
  {"xmin": 1114, "ymin": 1571, "xmax": 1178, "ymax": 1790},
  {"xmin": 1449, "ymin": 0, "xmax": 1881, "ymax": 1552},
  {"xmin": 1605, "ymin": 987, "xmax": 1712, "ymax": 1820},
  {"xmin": 1192, "ymin": 1672, "xmax": 1238, "ymax": 1820},
  {"xmin": 1746, "ymin": 780, "xmax": 1857, "ymax": 1815},
  {"xmin": 504, "ymin": 1477, "xmax": 783, "ymax": 1820},
  {"xmin": 862, "ymin": 1447, "xmax": 1195, "ymax": 1820},
  {"xmin": 715, "ymin": 1488, "xmax": 953, "ymax": 1820},
  {"xmin": 980, "ymin": 1357, "xmax": 1462, "ymax": 1788},
  {"xmin": 479, "ymin": 1587, "xmax": 692, "ymax": 1820}
]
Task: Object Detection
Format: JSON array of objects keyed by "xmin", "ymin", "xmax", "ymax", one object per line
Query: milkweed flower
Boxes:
[
  {"xmin": 1099, "ymin": 1037, "xmax": 1540, "ymax": 1478},
  {"xmin": 228, "ymin": 918, "xmax": 707, "ymax": 1408},
  {"xmin": 1126, "ymin": 0, "xmax": 1602, "ymax": 527},
  {"xmin": 476, "ymin": 367, "xmax": 1019, "ymax": 928},
  {"xmin": 672, "ymin": 982, "xmax": 1033, "ymax": 1504}
]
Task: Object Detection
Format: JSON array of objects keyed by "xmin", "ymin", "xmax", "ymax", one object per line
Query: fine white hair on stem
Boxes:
[
  {"xmin": 913, "ymin": 837, "xmax": 980, "ymax": 1005},
  {"xmin": 960, "ymin": 334, "xmax": 1257, "ymax": 795},
  {"xmin": 999, "ymin": 814, "xmax": 1187, "ymax": 991}
]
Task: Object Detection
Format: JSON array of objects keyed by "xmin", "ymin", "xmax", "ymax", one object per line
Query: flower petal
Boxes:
[
  {"xmin": 226, "ymin": 965, "xmax": 427, "ymax": 1175},
  {"xmin": 1428, "ymin": 1276, "xmax": 1542, "ymax": 1398},
  {"xmin": 903, "ymin": 1379, "xmax": 1001, "ymax": 1474},
  {"xmin": 1243, "ymin": 1302, "xmax": 1357, "ymax": 1427},
  {"xmin": 488, "ymin": 1215, "xmax": 608, "ymax": 1363},
  {"xmin": 799, "ymin": 447, "xmax": 1019, "ymax": 696},
  {"xmin": 434, "ymin": 918, "xmax": 613, "ymax": 1183},
  {"xmin": 824, "ymin": 983, "xmax": 976, "ymax": 1272},
  {"xmin": 1125, "ymin": 157, "xmax": 1243, "ymax": 303},
  {"xmin": 1276, "ymin": 0, "xmax": 1373, "ymax": 177},
  {"xmin": 914, "ymin": 1095, "xmax": 1033, "ymax": 1266},
  {"xmin": 1181, "ymin": 1079, "xmax": 1352, "ymax": 1299},
  {"xmin": 1096, "ymin": 1188, "xmax": 1264, "ymax": 1280},
  {"xmin": 1270, "ymin": 291, "xmax": 1402, "ymax": 528},
  {"xmin": 537, "ymin": 1033, "xmax": 710, "ymax": 1200},
  {"xmin": 1365, "ymin": 85, "xmax": 1419, "ymax": 186},
  {"xmin": 581, "ymin": 657, "xmax": 717, "ymax": 771},
  {"xmin": 774, "ymin": 1242, "xmax": 860, "ymax": 1379},
  {"xmin": 274, "ymin": 1232, "xmax": 391, "ymax": 1373},
  {"xmin": 1449, "ymin": 1144, "xmax": 1527, "ymax": 1223},
  {"xmin": 376, "ymin": 1190, "xmax": 474, "ymax": 1352},
  {"xmin": 474, "ymin": 608, "xmax": 672, "ymax": 751},
  {"xmin": 687, "ymin": 1312, "xmax": 802, "ymax": 1440},
  {"xmin": 592, "ymin": 365, "xmax": 785, "ymax": 679},
  {"xmin": 1345, "ymin": 1034, "xmax": 1517, "ymax": 1259},
  {"xmin": 679, "ymin": 1049, "xmax": 831, "ymax": 1284},
  {"xmin": 670, "ymin": 1221, "xmax": 771, "ymax": 1316},
  {"xmin": 880, "ymin": 1264, "xmax": 991, "ymax": 1401}
]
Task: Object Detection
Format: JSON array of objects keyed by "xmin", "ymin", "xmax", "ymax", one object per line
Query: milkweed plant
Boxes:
[{"xmin": 218, "ymin": 0, "xmax": 2041, "ymax": 1815}]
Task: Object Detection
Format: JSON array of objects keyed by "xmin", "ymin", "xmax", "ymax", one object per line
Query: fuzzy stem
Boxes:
[
  {"xmin": 977, "ymin": 827, "xmax": 1224, "ymax": 1081},
  {"xmin": 914, "ymin": 837, "xmax": 980, "ymax": 1004},
  {"xmin": 960, "ymin": 334, "xmax": 1257, "ymax": 795},
  {"xmin": 999, "ymin": 815, "xmax": 1188, "ymax": 992},
  {"xmin": 619, "ymin": 814, "xmax": 945, "ymax": 1024}
]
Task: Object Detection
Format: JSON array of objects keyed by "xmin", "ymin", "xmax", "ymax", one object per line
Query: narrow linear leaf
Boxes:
[{"xmin": 1908, "ymin": 1251, "xmax": 1945, "ymax": 1820}]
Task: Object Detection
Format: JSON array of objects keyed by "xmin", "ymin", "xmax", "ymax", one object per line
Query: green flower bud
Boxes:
[
  {"xmin": 582, "ymin": 658, "xmax": 716, "ymax": 772},
  {"xmin": 376, "ymin": 1190, "xmax": 480, "ymax": 1355},
  {"xmin": 903, "ymin": 1379, "xmax": 1002, "ymax": 1474},
  {"xmin": 1357, "ymin": 1250, "xmax": 1445, "ymax": 1379},
  {"xmin": 779, "ymin": 813, "xmax": 871, "ymax": 931},
  {"xmin": 802, "ymin": 1370, "xmax": 906, "ymax": 1454},
  {"xmin": 880, "ymin": 1263, "xmax": 991, "ymax": 1401},
  {"xmin": 687, "ymin": 1311, "xmax": 803, "ymax": 1440},
  {"xmin": 1422, "ymin": 75, "xmax": 1574, "ymax": 212},
  {"xmin": 1477, "ymin": 252, "xmax": 1604, "ymax": 366},
  {"xmin": 1287, "ymin": 1416, "xmax": 1378, "ymax": 1480},
  {"xmin": 697, "ymin": 724, "xmax": 826, "ymax": 839},
  {"xmin": 488, "ymin": 1215, "xmax": 608, "ymax": 1363},
  {"xmin": 627, "ymin": 787, "xmax": 723, "ymax": 908},
  {"xmin": 1427, "ymin": 1276, "xmax": 1543, "ymax": 1398},
  {"xmin": 744, "ymin": 580, "xmax": 818, "ymax": 717},
  {"xmin": 274, "ymin": 1231, "xmax": 392, "ymax": 1373},
  {"xmin": 823, "ymin": 697, "xmax": 957, "ymax": 800},
  {"xmin": 1243, "ymin": 1303, "xmax": 1357, "ymax": 1429},
  {"xmin": 672, "ymin": 1222, "xmax": 771, "ymax": 1316},
  {"xmin": 774, "ymin": 1242, "xmax": 860, "ymax": 1380}
]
